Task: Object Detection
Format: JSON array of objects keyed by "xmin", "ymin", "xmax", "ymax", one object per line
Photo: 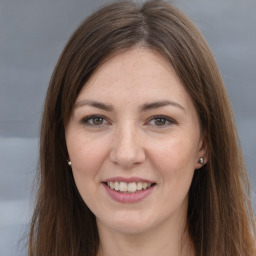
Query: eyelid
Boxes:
[
  {"xmin": 146, "ymin": 115, "xmax": 176, "ymax": 127},
  {"xmin": 80, "ymin": 114, "xmax": 111, "ymax": 126},
  {"xmin": 79, "ymin": 114, "xmax": 176, "ymax": 128}
]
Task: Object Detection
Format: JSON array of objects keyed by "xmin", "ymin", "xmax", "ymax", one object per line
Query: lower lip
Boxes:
[{"xmin": 103, "ymin": 183, "xmax": 155, "ymax": 203}]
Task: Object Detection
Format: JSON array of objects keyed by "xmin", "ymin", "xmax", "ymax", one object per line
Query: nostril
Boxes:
[{"xmin": 109, "ymin": 145, "xmax": 146, "ymax": 168}]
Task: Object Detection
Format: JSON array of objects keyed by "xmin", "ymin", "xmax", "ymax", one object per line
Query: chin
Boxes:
[
  {"xmin": 98, "ymin": 210, "xmax": 158, "ymax": 235},
  {"xmin": 112, "ymin": 222, "xmax": 152, "ymax": 235}
]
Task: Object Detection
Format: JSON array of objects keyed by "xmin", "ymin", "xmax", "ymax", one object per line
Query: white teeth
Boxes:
[
  {"xmin": 127, "ymin": 182, "xmax": 136, "ymax": 193},
  {"xmin": 137, "ymin": 182, "xmax": 142, "ymax": 190},
  {"xmin": 106, "ymin": 181, "xmax": 153, "ymax": 193},
  {"xmin": 120, "ymin": 182, "xmax": 128, "ymax": 192},
  {"xmin": 114, "ymin": 181, "xmax": 120, "ymax": 191},
  {"xmin": 110, "ymin": 181, "xmax": 115, "ymax": 189},
  {"xmin": 142, "ymin": 182, "xmax": 148, "ymax": 189}
]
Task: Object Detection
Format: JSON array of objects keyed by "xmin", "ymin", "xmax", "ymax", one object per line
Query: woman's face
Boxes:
[{"xmin": 65, "ymin": 48, "xmax": 206, "ymax": 236}]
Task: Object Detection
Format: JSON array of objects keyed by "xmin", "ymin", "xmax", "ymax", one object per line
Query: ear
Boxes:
[{"xmin": 195, "ymin": 134, "xmax": 208, "ymax": 169}]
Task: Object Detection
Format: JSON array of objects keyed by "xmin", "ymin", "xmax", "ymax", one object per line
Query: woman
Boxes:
[{"xmin": 29, "ymin": 1, "xmax": 256, "ymax": 255}]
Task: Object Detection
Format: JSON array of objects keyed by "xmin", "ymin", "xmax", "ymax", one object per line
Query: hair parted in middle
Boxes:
[{"xmin": 29, "ymin": 1, "xmax": 256, "ymax": 256}]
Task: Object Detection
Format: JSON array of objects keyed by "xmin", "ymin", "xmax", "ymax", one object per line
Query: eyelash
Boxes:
[
  {"xmin": 80, "ymin": 115, "xmax": 176, "ymax": 128},
  {"xmin": 147, "ymin": 115, "xmax": 176, "ymax": 127},
  {"xmin": 80, "ymin": 115, "xmax": 110, "ymax": 126}
]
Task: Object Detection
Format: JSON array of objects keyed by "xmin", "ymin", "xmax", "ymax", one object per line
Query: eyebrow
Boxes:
[
  {"xmin": 74, "ymin": 99, "xmax": 185, "ymax": 112},
  {"xmin": 74, "ymin": 100, "xmax": 114, "ymax": 111},
  {"xmin": 140, "ymin": 100, "xmax": 185, "ymax": 112}
]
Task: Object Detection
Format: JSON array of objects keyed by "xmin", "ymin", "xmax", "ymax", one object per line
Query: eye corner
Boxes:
[
  {"xmin": 146, "ymin": 115, "xmax": 177, "ymax": 128},
  {"xmin": 80, "ymin": 114, "xmax": 111, "ymax": 127}
]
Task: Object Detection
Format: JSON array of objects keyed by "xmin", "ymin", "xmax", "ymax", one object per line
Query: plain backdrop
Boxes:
[{"xmin": 0, "ymin": 0, "xmax": 255, "ymax": 255}]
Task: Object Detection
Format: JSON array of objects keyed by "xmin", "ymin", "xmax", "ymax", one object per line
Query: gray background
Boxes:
[{"xmin": 0, "ymin": 0, "xmax": 255, "ymax": 255}]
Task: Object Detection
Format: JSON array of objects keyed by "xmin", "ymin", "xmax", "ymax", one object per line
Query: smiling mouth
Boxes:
[{"xmin": 104, "ymin": 181, "xmax": 156, "ymax": 193}]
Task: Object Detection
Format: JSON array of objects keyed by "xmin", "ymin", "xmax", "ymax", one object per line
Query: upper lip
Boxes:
[{"xmin": 103, "ymin": 176, "xmax": 155, "ymax": 184}]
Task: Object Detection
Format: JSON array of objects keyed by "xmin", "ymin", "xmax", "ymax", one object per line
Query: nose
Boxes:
[{"xmin": 109, "ymin": 124, "xmax": 146, "ymax": 168}]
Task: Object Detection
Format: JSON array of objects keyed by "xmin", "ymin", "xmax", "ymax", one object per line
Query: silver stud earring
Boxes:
[
  {"xmin": 198, "ymin": 157, "xmax": 204, "ymax": 164},
  {"xmin": 68, "ymin": 161, "xmax": 72, "ymax": 166}
]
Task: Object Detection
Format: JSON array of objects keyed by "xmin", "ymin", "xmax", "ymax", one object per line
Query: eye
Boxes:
[
  {"xmin": 147, "ymin": 116, "xmax": 175, "ymax": 127},
  {"xmin": 80, "ymin": 115, "xmax": 109, "ymax": 126}
]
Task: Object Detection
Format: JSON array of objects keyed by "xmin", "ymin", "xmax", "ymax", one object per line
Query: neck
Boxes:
[{"xmin": 96, "ymin": 217, "xmax": 195, "ymax": 256}]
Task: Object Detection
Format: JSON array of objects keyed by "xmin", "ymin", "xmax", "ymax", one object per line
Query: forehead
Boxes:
[{"xmin": 76, "ymin": 47, "xmax": 194, "ymax": 111}]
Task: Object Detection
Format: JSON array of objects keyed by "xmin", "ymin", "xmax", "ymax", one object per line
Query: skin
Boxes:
[{"xmin": 65, "ymin": 47, "xmax": 207, "ymax": 256}]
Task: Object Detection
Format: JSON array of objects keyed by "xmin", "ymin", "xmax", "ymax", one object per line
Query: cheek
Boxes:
[
  {"xmin": 146, "ymin": 138, "xmax": 197, "ymax": 220},
  {"xmin": 66, "ymin": 134, "xmax": 109, "ymax": 180},
  {"xmin": 66, "ymin": 136, "xmax": 110, "ymax": 207},
  {"xmin": 149, "ymin": 137, "xmax": 197, "ymax": 182}
]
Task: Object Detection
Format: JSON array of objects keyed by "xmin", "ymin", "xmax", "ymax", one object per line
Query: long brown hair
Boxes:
[{"xmin": 29, "ymin": 1, "xmax": 256, "ymax": 255}]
